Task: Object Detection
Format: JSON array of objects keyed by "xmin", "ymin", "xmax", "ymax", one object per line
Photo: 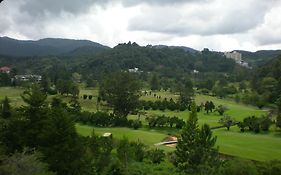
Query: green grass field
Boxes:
[
  {"xmin": 76, "ymin": 124, "xmax": 281, "ymax": 161},
  {"xmin": 213, "ymin": 127, "xmax": 281, "ymax": 161},
  {"xmin": 0, "ymin": 87, "xmax": 25, "ymax": 107},
  {"xmin": 1, "ymin": 87, "xmax": 279, "ymax": 161},
  {"xmin": 76, "ymin": 124, "xmax": 168, "ymax": 147}
]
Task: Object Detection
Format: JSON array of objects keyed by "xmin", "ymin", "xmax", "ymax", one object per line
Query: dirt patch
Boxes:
[
  {"xmin": 163, "ymin": 136, "xmax": 178, "ymax": 148},
  {"xmin": 163, "ymin": 136, "xmax": 178, "ymax": 141},
  {"xmin": 166, "ymin": 143, "xmax": 177, "ymax": 148}
]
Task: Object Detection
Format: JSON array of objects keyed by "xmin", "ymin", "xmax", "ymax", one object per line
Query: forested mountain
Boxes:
[
  {"xmin": 0, "ymin": 37, "xmax": 109, "ymax": 56},
  {"xmin": 0, "ymin": 41, "xmax": 246, "ymax": 80},
  {"xmin": 257, "ymin": 54, "xmax": 281, "ymax": 78},
  {"xmin": 153, "ymin": 45, "xmax": 199, "ymax": 53},
  {"xmin": 2, "ymin": 37, "xmax": 279, "ymax": 83},
  {"xmin": 236, "ymin": 50, "xmax": 281, "ymax": 67},
  {"xmin": 251, "ymin": 54, "xmax": 281, "ymax": 103},
  {"xmin": 76, "ymin": 42, "xmax": 239, "ymax": 79}
]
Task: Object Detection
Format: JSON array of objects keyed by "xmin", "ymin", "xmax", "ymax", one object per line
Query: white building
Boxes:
[
  {"xmin": 224, "ymin": 51, "xmax": 242, "ymax": 62},
  {"xmin": 128, "ymin": 67, "xmax": 143, "ymax": 73}
]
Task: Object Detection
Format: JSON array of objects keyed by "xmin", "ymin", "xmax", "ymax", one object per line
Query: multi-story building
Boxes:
[{"xmin": 224, "ymin": 51, "xmax": 242, "ymax": 62}]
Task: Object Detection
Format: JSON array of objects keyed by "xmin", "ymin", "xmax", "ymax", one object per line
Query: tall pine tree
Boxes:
[
  {"xmin": 174, "ymin": 101, "xmax": 219, "ymax": 175},
  {"xmin": 21, "ymin": 86, "xmax": 49, "ymax": 148},
  {"xmin": 42, "ymin": 100, "xmax": 93, "ymax": 175}
]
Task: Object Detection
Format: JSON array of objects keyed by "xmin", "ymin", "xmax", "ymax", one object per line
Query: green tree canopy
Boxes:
[
  {"xmin": 99, "ymin": 72, "xmax": 142, "ymax": 117},
  {"xmin": 150, "ymin": 74, "xmax": 160, "ymax": 91},
  {"xmin": 0, "ymin": 150, "xmax": 55, "ymax": 175}
]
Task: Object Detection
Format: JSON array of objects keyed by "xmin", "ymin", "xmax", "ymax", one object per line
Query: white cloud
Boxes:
[
  {"xmin": 0, "ymin": 0, "xmax": 281, "ymax": 51},
  {"xmin": 128, "ymin": 0, "xmax": 272, "ymax": 36},
  {"xmin": 253, "ymin": 5, "xmax": 281, "ymax": 45}
]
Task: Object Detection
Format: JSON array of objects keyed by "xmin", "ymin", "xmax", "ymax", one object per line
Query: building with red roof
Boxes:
[{"xmin": 0, "ymin": 66, "xmax": 11, "ymax": 74}]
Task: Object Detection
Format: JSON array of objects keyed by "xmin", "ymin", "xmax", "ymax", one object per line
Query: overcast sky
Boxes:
[{"xmin": 1, "ymin": 0, "xmax": 281, "ymax": 51}]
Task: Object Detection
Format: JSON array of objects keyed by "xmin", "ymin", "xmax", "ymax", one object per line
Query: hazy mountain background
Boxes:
[{"xmin": 0, "ymin": 37, "xmax": 110, "ymax": 56}]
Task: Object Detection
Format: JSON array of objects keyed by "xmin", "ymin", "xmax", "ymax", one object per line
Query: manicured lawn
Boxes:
[
  {"xmin": 76, "ymin": 123, "xmax": 281, "ymax": 161},
  {"xmin": 76, "ymin": 123, "xmax": 168, "ymax": 147},
  {"xmin": 214, "ymin": 127, "xmax": 281, "ymax": 161},
  {"xmin": 0, "ymin": 87, "xmax": 25, "ymax": 107}
]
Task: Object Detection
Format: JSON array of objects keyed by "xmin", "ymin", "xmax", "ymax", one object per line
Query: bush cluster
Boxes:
[
  {"xmin": 77, "ymin": 111, "xmax": 141, "ymax": 128},
  {"xmin": 237, "ymin": 116, "xmax": 272, "ymax": 133},
  {"xmin": 140, "ymin": 99, "xmax": 189, "ymax": 111},
  {"xmin": 82, "ymin": 94, "xmax": 93, "ymax": 100},
  {"xmin": 145, "ymin": 115, "xmax": 185, "ymax": 129}
]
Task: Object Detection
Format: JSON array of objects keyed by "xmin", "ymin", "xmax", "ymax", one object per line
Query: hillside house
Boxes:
[
  {"xmin": 0, "ymin": 66, "xmax": 11, "ymax": 74},
  {"xmin": 15, "ymin": 74, "xmax": 42, "ymax": 82}
]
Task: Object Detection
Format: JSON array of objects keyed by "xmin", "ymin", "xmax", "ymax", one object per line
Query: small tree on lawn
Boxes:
[
  {"xmin": 99, "ymin": 72, "xmax": 141, "ymax": 117},
  {"xmin": 219, "ymin": 115, "xmax": 235, "ymax": 131},
  {"xmin": 216, "ymin": 105, "xmax": 227, "ymax": 115}
]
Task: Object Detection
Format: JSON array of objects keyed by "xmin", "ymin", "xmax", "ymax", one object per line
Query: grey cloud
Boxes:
[
  {"xmin": 256, "ymin": 35, "xmax": 281, "ymax": 45},
  {"xmin": 128, "ymin": 1, "xmax": 272, "ymax": 36},
  {"xmin": 18, "ymin": 0, "xmax": 200, "ymax": 17},
  {"xmin": 10, "ymin": 0, "xmax": 210, "ymax": 21},
  {"xmin": 19, "ymin": 0, "xmax": 98, "ymax": 17},
  {"xmin": 251, "ymin": 3, "xmax": 281, "ymax": 46},
  {"xmin": 0, "ymin": 0, "xmax": 14, "ymax": 33},
  {"xmin": 0, "ymin": 18, "xmax": 10, "ymax": 33},
  {"xmin": 120, "ymin": 0, "xmax": 208, "ymax": 6}
]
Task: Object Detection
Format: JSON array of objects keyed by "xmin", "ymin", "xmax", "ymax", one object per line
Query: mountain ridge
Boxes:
[{"xmin": 0, "ymin": 36, "xmax": 110, "ymax": 57}]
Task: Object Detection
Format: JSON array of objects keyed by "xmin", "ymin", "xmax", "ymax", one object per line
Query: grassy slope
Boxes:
[
  {"xmin": 1, "ymin": 87, "xmax": 279, "ymax": 161},
  {"xmin": 141, "ymin": 94, "xmax": 266, "ymax": 127},
  {"xmin": 0, "ymin": 87, "xmax": 25, "ymax": 106},
  {"xmin": 214, "ymin": 127, "xmax": 281, "ymax": 161},
  {"xmin": 76, "ymin": 124, "xmax": 281, "ymax": 161},
  {"xmin": 76, "ymin": 124, "xmax": 168, "ymax": 147}
]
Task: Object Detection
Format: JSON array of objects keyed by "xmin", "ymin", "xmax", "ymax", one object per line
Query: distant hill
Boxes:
[
  {"xmin": 153, "ymin": 45, "xmax": 198, "ymax": 53},
  {"xmin": 66, "ymin": 45, "xmax": 110, "ymax": 57},
  {"xmin": 76, "ymin": 42, "xmax": 237, "ymax": 79},
  {"xmin": 0, "ymin": 37, "xmax": 110, "ymax": 57},
  {"xmin": 235, "ymin": 50, "xmax": 281, "ymax": 67}
]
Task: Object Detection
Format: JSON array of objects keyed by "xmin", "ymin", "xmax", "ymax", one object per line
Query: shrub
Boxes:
[
  {"xmin": 83, "ymin": 94, "xmax": 88, "ymax": 99},
  {"xmin": 263, "ymin": 160, "xmax": 281, "ymax": 175},
  {"xmin": 130, "ymin": 141, "xmax": 146, "ymax": 162},
  {"xmin": 131, "ymin": 120, "xmax": 142, "ymax": 130},
  {"xmin": 216, "ymin": 105, "xmax": 227, "ymax": 115},
  {"xmin": 260, "ymin": 116, "xmax": 272, "ymax": 131},
  {"xmin": 219, "ymin": 159, "xmax": 258, "ymax": 175},
  {"xmin": 88, "ymin": 95, "xmax": 93, "ymax": 100},
  {"xmin": 147, "ymin": 148, "xmax": 165, "ymax": 164},
  {"xmin": 237, "ymin": 122, "xmax": 246, "ymax": 132}
]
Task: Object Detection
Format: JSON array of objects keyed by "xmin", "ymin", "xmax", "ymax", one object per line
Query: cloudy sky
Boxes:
[{"xmin": 1, "ymin": 0, "xmax": 281, "ymax": 51}]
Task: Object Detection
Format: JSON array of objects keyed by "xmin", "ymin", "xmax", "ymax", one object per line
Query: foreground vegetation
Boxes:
[{"xmin": 0, "ymin": 86, "xmax": 278, "ymax": 162}]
